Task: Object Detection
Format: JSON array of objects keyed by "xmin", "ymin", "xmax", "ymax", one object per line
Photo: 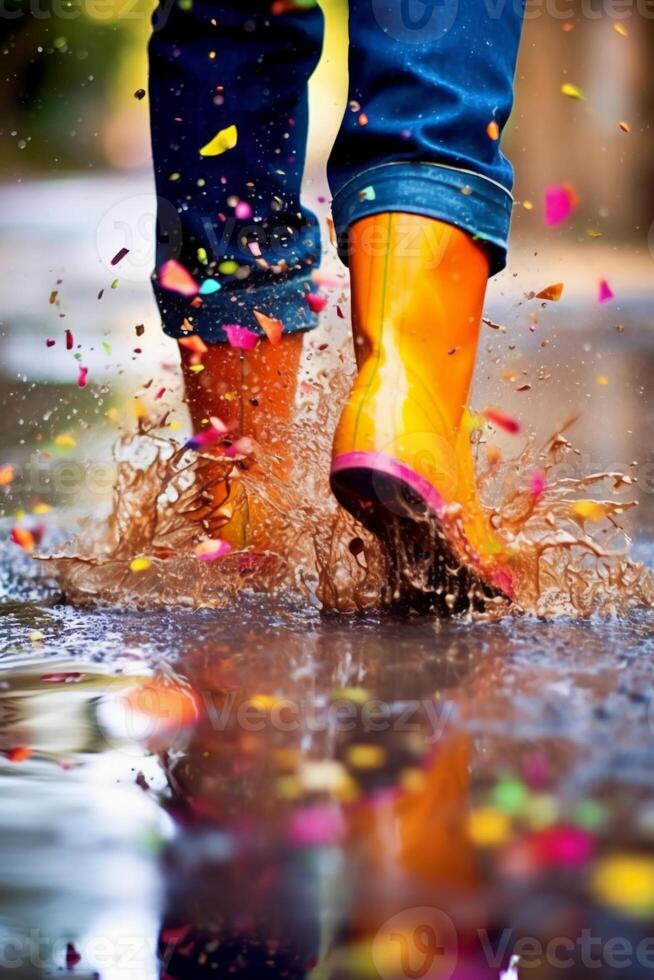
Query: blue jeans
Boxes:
[{"xmin": 149, "ymin": 0, "xmax": 524, "ymax": 343}]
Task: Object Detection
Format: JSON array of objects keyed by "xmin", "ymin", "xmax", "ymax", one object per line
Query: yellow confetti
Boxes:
[
  {"xmin": 169, "ymin": 419, "xmax": 182, "ymax": 432},
  {"xmin": 54, "ymin": 433, "xmax": 76, "ymax": 449},
  {"xmin": 29, "ymin": 631, "xmax": 45, "ymax": 643},
  {"xmin": 218, "ymin": 260, "xmax": 238, "ymax": 275},
  {"xmin": 129, "ymin": 557, "xmax": 151, "ymax": 573},
  {"xmin": 32, "ymin": 503, "xmax": 50, "ymax": 515},
  {"xmin": 197, "ymin": 247, "xmax": 208, "ymax": 264},
  {"xmin": 199, "ymin": 124, "xmax": 238, "ymax": 157},
  {"xmin": 571, "ymin": 499, "xmax": 611, "ymax": 522},
  {"xmin": 613, "ymin": 21, "xmax": 628, "ymax": 36},
  {"xmin": 522, "ymin": 200, "xmax": 534, "ymax": 211},
  {"xmin": 331, "ymin": 686, "xmax": 371, "ymax": 705},
  {"xmin": 14, "ymin": 508, "xmax": 25, "ymax": 521},
  {"xmin": 106, "ymin": 407, "xmax": 120, "ymax": 423},
  {"xmin": 345, "ymin": 744, "xmax": 386, "ymax": 770},
  {"xmin": 468, "ymin": 807, "xmax": 512, "ymax": 847},
  {"xmin": 188, "ymin": 363, "xmax": 205, "ymax": 374},
  {"xmin": 592, "ymin": 855, "xmax": 654, "ymax": 918},
  {"xmin": 596, "ymin": 375, "xmax": 609, "ymax": 386},
  {"xmin": 249, "ymin": 693, "xmax": 281, "ymax": 711},
  {"xmin": 133, "ymin": 398, "xmax": 148, "ymax": 420},
  {"xmin": 561, "ymin": 82, "xmax": 585, "ymax": 100}
]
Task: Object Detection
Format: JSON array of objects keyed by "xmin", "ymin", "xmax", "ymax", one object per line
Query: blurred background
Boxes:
[{"xmin": 0, "ymin": 0, "xmax": 653, "ymax": 524}]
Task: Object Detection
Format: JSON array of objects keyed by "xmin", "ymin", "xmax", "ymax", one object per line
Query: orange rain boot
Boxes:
[
  {"xmin": 181, "ymin": 333, "xmax": 303, "ymax": 548},
  {"xmin": 330, "ymin": 213, "xmax": 513, "ymax": 610}
]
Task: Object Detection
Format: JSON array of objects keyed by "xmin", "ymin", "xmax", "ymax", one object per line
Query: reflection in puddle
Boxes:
[{"xmin": 1, "ymin": 602, "xmax": 654, "ymax": 978}]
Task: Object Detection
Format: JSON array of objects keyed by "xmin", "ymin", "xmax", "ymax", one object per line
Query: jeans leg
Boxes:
[
  {"xmin": 327, "ymin": 0, "xmax": 525, "ymax": 275},
  {"xmin": 149, "ymin": 0, "xmax": 324, "ymax": 342}
]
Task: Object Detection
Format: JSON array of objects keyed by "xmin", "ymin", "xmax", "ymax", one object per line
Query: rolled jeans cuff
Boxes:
[
  {"xmin": 331, "ymin": 162, "xmax": 514, "ymax": 277},
  {"xmin": 155, "ymin": 272, "xmax": 319, "ymax": 344}
]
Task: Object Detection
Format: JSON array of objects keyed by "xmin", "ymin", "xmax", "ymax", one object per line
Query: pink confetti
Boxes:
[
  {"xmin": 195, "ymin": 539, "xmax": 232, "ymax": 561},
  {"xmin": 186, "ymin": 415, "xmax": 229, "ymax": 450},
  {"xmin": 306, "ymin": 292, "xmax": 328, "ymax": 314},
  {"xmin": 65, "ymin": 329, "xmax": 74, "ymax": 350},
  {"xmin": 223, "ymin": 436, "xmax": 255, "ymax": 458},
  {"xmin": 235, "ymin": 201, "xmax": 252, "ymax": 219},
  {"xmin": 46, "ymin": 338, "xmax": 55, "ymax": 347},
  {"xmin": 77, "ymin": 366, "xmax": 88, "ymax": 388},
  {"xmin": 159, "ymin": 259, "xmax": 199, "ymax": 297},
  {"xmin": 598, "ymin": 278, "xmax": 614, "ymax": 304},
  {"xmin": 529, "ymin": 469, "xmax": 546, "ymax": 498},
  {"xmin": 287, "ymin": 804, "xmax": 345, "ymax": 847},
  {"xmin": 544, "ymin": 184, "xmax": 578, "ymax": 227},
  {"xmin": 224, "ymin": 324, "xmax": 258, "ymax": 350}
]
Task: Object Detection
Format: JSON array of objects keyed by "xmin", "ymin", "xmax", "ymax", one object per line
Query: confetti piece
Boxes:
[
  {"xmin": 33, "ymin": 503, "xmax": 50, "ymax": 515},
  {"xmin": 307, "ymin": 292, "xmax": 327, "ymax": 314},
  {"xmin": 571, "ymin": 499, "xmax": 611, "ymax": 522},
  {"xmin": 46, "ymin": 338, "xmax": 55, "ymax": 347},
  {"xmin": 253, "ymin": 309, "xmax": 284, "ymax": 345},
  {"xmin": 77, "ymin": 366, "xmax": 88, "ymax": 388},
  {"xmin": 197, "ymin": 247, "xmax": 208, "ymax": 265},
  {"xmin": 358, "ymin": 186, "xmax": 376, "ymax": 201},
  {"xmin": 522, "ymin": 200, "xmax": 534, "ymax": 210},
  {"xmin": 199, "ymin": 124, "xmax": 238, "ymax": 157},
  {"xmin": 536, "ymin": 282, "xmax": 564, "ymax": 301},
  {"xmin": 49, "ymin": 290, "xmax": 58, "ymax": 305},
  {"xmin": 596, "ymin": 374, "xmax": 609, "ymax": 386},
  {"xmin": 134, "ymin": 88, "xmax": 146, "ymax": 100},
  {"xmin": 492, "ymin": 777, "xmax": 528, "ymax": 813},
  {"xmin": 66, "ymin": 944, "xmax": 81, "ymax": 971},
  {"xmin": 195, "ymin": 538, "xmax": 232, "ymax": 561},
  {"xmin": 288, "ymin": 804, "xmax": 345, "ymax": 846},
  {"xmin": 178, "ymin": 334, "xmax": 208, "ymax": 355},
  {"xmin": 65, "ymin": 329, "xmax": 74, "ymax": 350},
  {"xmin": 345, "ymin": 743, "xmax": 386, "ymax": 769},
  {"xmin": 186, "ymin": 415, "xmax": 229, "ymax": 450},
  {"xmin": 486, "ymin": 120, "xmax": 500, "ymax": 140},
  {"xmin": 468, "ymin": 807, "xmax": 512, "ymax": 847},
  {"xmin": 529, "ymin": 469, "xmax": 546, "ymax": 498},
  {"xmin": 482, "ymin": 408, "xmax": 521, "ymax": 434},
  {"xmin": 159, "ymin": 259, "xmax": 199, "ymax": 297},
  {"xmin": 235, "ymin": 200, "xmax": 252, "ymax": 219},
  {"xmin": 561, "ymin": 82, "xmax": 585, "ymax": 100},
  {"xmin": 0, "ymin": 464, "xmax": 15, "ymax": 486},
  {"xmin": 592, "ymin": 855, "xmax": 654, "ymax": 918},
  {"xmin": 544, "ymin": 184, "xmax": 578, "ymax": 226},
  {"xmin": 6, "ymin": 746, "xmax": 32, "ymax": 763},
  {"xmin": 224, "ymin": 324, "xmax": 258, "ymax": 350},
  {"xmin": 129, "ymin": 557, "xmax": 151, "ymax": 572},
  {"xmin": 218, "ymin": 260, "xmax": 238, "ymax": 275},
  {"xmin": 613, "ymin": 21, "xmax": 628, "ymax": 36},
  {"xmin": 110, "ymin": 247, "xmax": 129, "ymax": 266},
  {"xmin": 618, "ymin": 120, "xmax": 631, "ymax": 133},
  {"xmin": 54, "ymin": 433, "xmax": 76, "ymax": 449},
  {"xmin": 199, "ymin": 278, "xmax": 221, "ymax": 295},
  {"xmin": 10, "ymin": 527, "xmax": 36, "ymax": 552},
  {"xmin": 598, "ymin": 278, "xmax": 614, "ymax": 303},
  {"xmin": 102, "ymin": 341, "xmax": 112, "ymax": 355},
  {"xmin": 358, "ymin": 113, "xmax": 368, "ymax": 126}
]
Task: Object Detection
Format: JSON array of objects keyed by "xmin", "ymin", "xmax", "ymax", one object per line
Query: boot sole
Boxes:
[{"xmin": 330, "ymin": 451, "xmax": 509, "ymax": 615}]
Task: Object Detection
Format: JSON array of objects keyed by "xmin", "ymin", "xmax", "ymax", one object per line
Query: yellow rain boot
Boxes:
[
  {"xmin": 181, "ymin": 333, "xmax": 303, "ymax": 548},
  {"xmin": 330, "ymin": 213, "xmax": 513, "ymax": 611}
]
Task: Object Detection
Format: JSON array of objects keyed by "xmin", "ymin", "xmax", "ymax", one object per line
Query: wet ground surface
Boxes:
[{"xmin": 1, "ymin": 176, "xmax": 654, "ymax": 978}]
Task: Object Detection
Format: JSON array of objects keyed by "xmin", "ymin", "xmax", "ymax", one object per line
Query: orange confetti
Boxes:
[
  {"xmin": 613, "ymin": 21, "xmax": 628, "ymax": 37},
  {"xmin": 486, "ymin": 120, "xmax": 500, "ymax": 140},
  {"xmin": 0, "ymin": 464, "xmax": 15, "ymax": 486},
  {"xmin": 358, "ymin": 113, "xmax": 368, "ymax": 126},
  {"xmin": 253, "ymin": 309, "xmax": 284, "ymax": 346},
  {"xmin": 618, "ymin": 120, "xmax": 631, "ymax": 133},
  {"xmin": 10, "ymin": 527, "xmax": 36, "ymax": 551},
  {"xmin": 159, "ymin": 259, "xmax": 199, "ymax": 297},
  {"xmin": 178, "ymin": 335, "xmax": 208, "ymax": 355},
  {"xmin": 6, "ymin": 746, "xmax": 32, "ymax": 763},
  {"xmin": 482, "ymin": 408, "xmax": 521, "ymax": 434},
  {"xmin": 536, "ymin": 282, "xmax": 564, "ymax": 302}
]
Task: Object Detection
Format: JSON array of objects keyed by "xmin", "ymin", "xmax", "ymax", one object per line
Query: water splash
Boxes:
[{"xmin": 39, "ymin": 356, "xmax": 653, "ymax": 618}]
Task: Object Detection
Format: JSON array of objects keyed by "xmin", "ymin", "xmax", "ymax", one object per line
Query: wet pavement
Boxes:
[{"xmin": 1, "ymin": 176, "xmax": 654, "ymax": 979}]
